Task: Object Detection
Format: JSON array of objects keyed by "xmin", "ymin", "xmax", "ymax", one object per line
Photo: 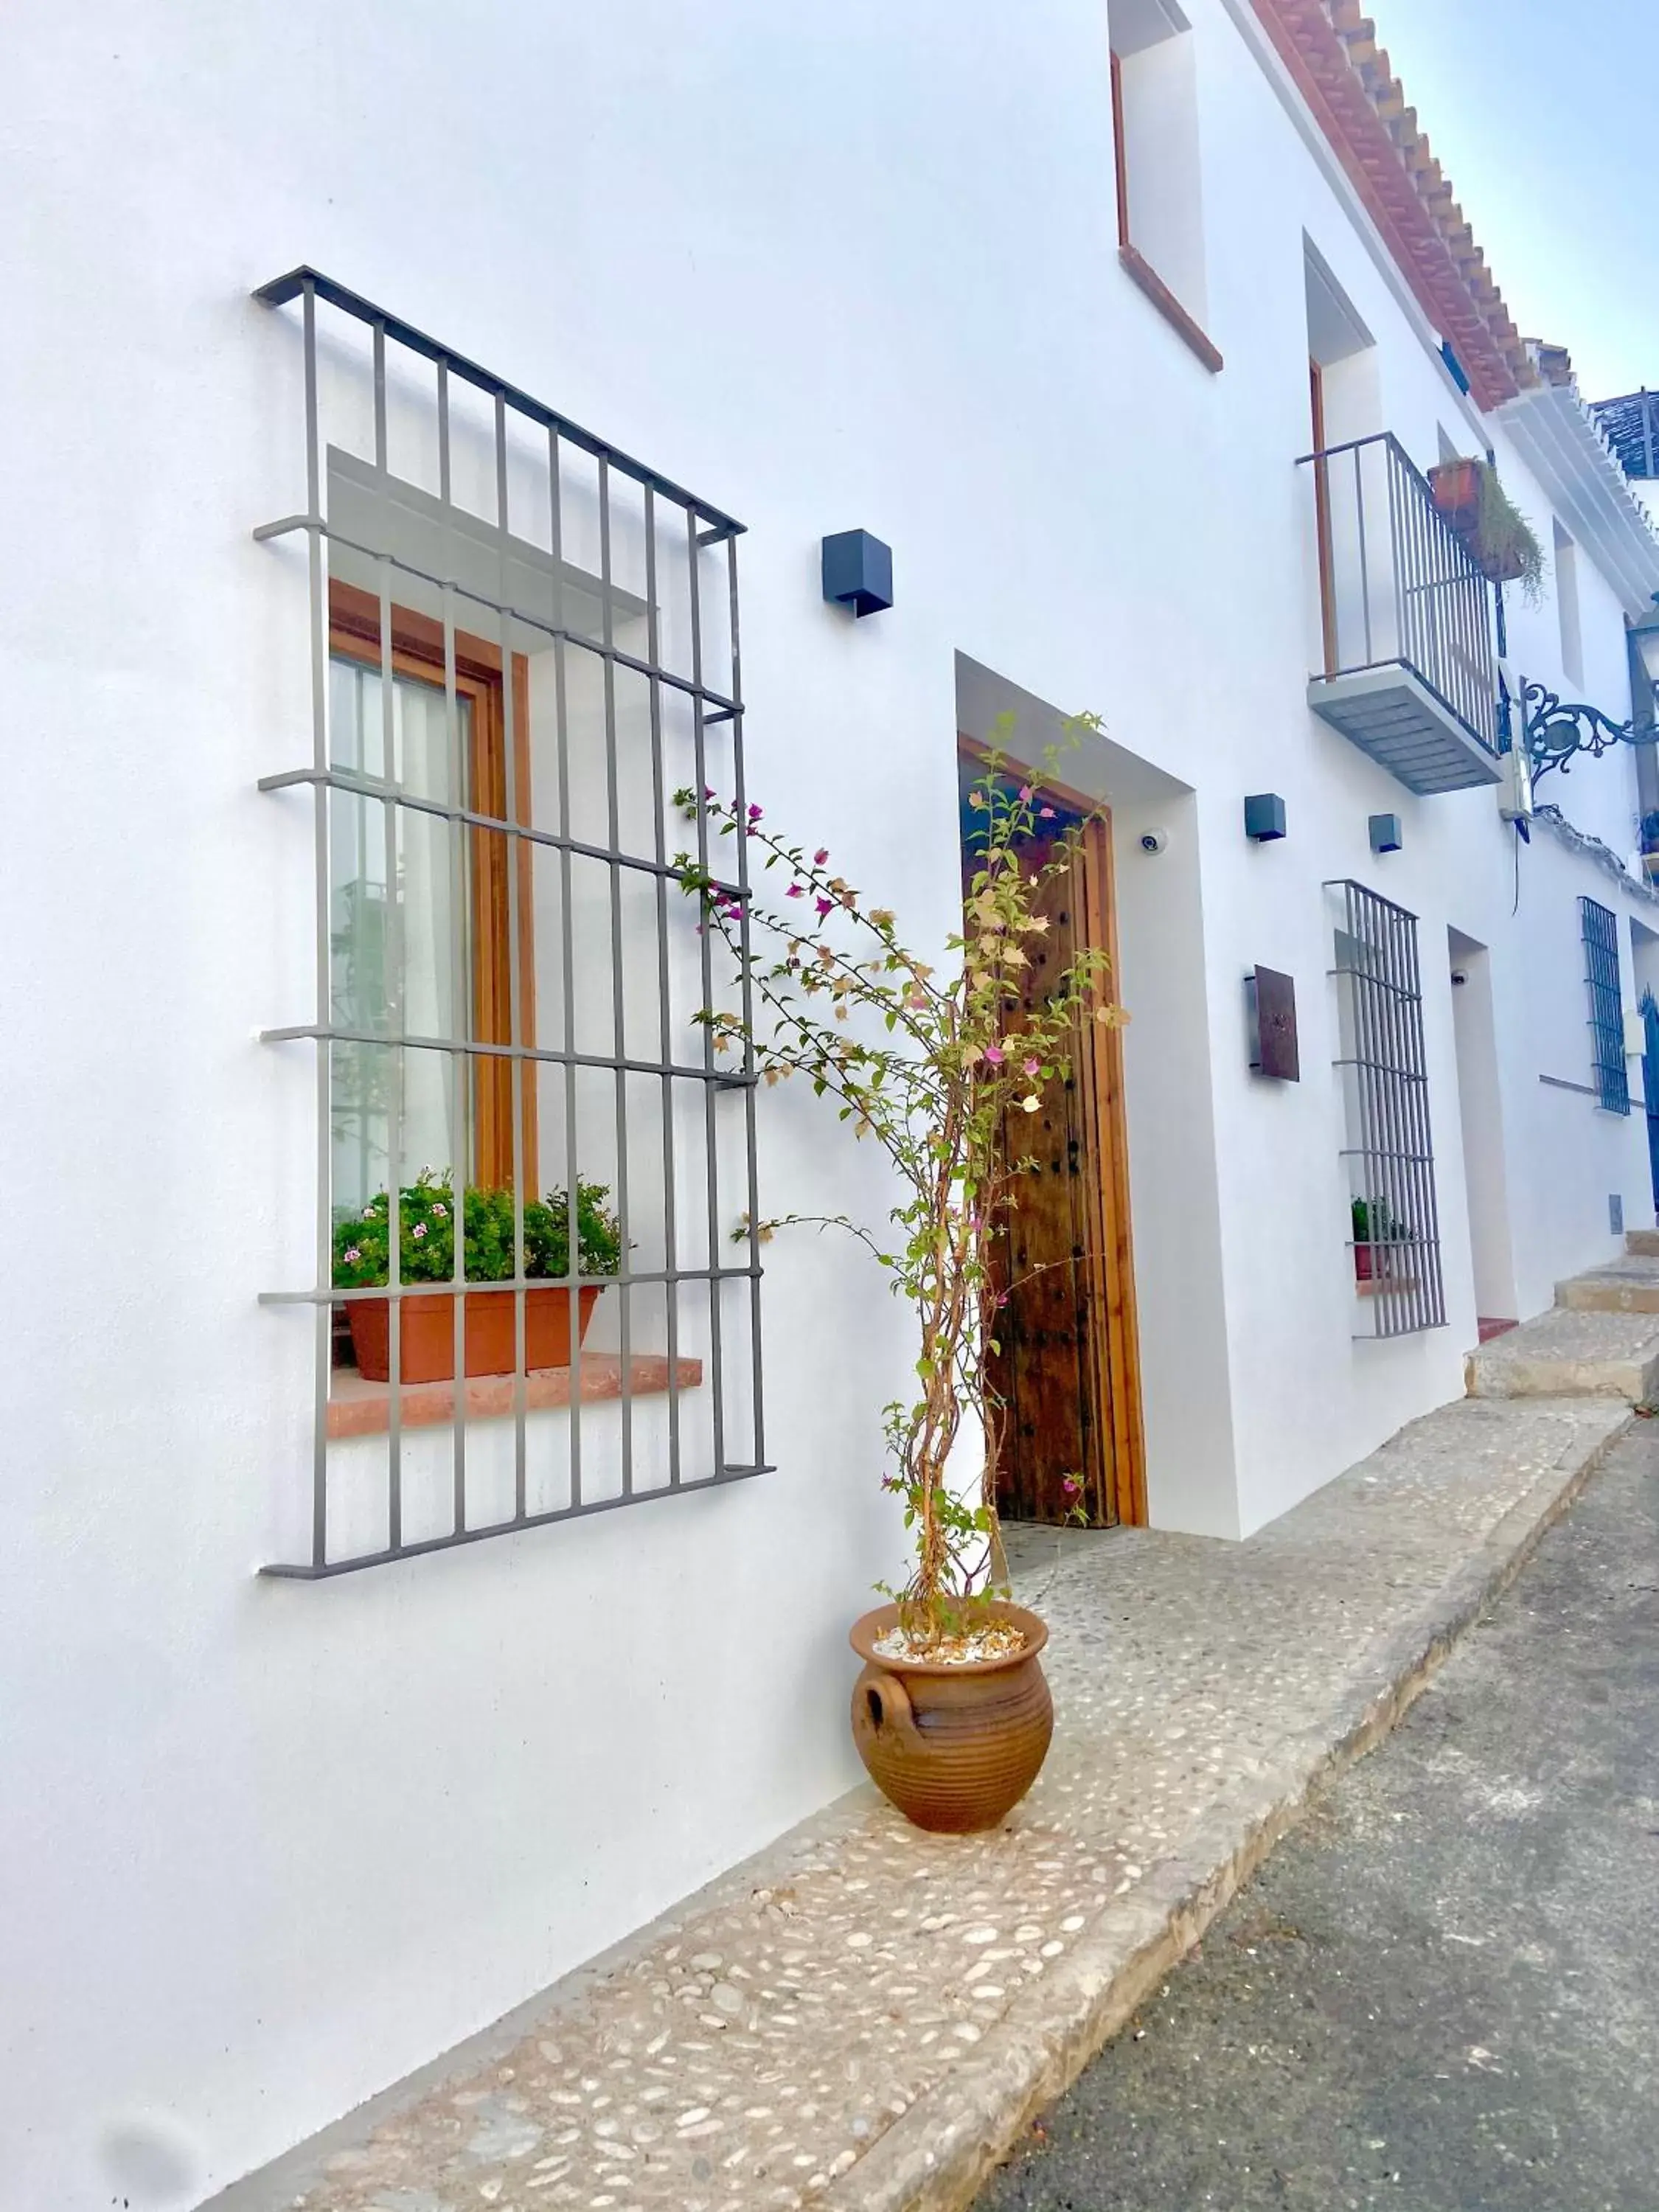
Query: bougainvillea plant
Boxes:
[
  {"xmin": 674, "ymin": 720, "xmax": 1124, "ymax": 1647},
  {"xmin": 333, "ymin": 1172, "xmax": 622, "ymax": 1289}
]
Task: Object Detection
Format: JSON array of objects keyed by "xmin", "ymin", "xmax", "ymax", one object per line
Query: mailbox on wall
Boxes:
[{"xmin": 1247, "ymin": 967, "xmax": 1300, "ymax": 1080}]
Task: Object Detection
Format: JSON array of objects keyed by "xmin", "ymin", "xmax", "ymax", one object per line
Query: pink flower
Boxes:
[
  {"xmin": 1039, "ymin": 806, "xmax": 1056, "ymax": 819},
  {"xmin": 343, "ymin": 1246, "xmax": 361, "ymax": 1265},
  {"xmin": 703, "ymin": 785, "xmax": 716, "ymax": 800},
  {"xmin": 1018, "ymin": 785, "xmax": 1033, "ymax": 802},
  {"xmin": 432, "ymin": 1202, "xmax": 448, "ymax": 1217},
  {"xmin": 984, "ymin": 1044, "xmax": 1005, "ymax": 1065},
  {"xmin": 411, "ymin": 1222, "xmax": 428, "ymax": 1239},
  {"xmin": 748, "ymin": 802, "xmax": 762, "ymax": 821},
  {"xmin": 787, "ymin": 883, "xmax": 805, "ymax": 899},
  {"xmin": 1061, "ymin": 1475, "xmax": 1081, "ymax": 1498},
  {"xmin": 815, "ymin": 896, "xmax": 833, "ymax": 917},
  {"xmin": 814, "ymin": 847, "xmax": 830, "ymax": 865},
  {"xmin": 1023, "ymin": 1057, "xmax": 1040, "ymax": 1076}
]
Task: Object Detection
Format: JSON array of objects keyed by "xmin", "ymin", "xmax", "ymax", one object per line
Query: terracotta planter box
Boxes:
[
  {"xmin": 1472, "ymin": 539, "xmax": 1526, "ymax": 584},
  {"xmin": 1429, "ymin": 458, "xmax": 1481, "ymax": 521},
  {"xmin": 347, "ymin": 1284, "xmax": 602, "ymax": 1384},
  {"xmin": 1428, "ymin": 460, "xmax": 1528, "ymax": 584}
]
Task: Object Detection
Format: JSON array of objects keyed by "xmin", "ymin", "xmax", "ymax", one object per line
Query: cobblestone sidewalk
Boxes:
[{"xmin": 212, "ymin": 1396, "xmax": 1627, "ymax": 2212}]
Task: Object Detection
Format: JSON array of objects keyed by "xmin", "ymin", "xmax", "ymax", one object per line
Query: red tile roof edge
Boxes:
[{"xmin": 1250, "ymin": 0, "xmax": 1538, "ymax": 414}]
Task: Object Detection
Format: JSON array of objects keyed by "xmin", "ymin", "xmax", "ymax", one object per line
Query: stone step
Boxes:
[
  {"xmin": 1555, "ymin": 1255, "xmax": 1659, "ymax": 1314},
  {"xmin": 1626, "ymin": 1228, "xmax": 1659, "ymax": 1258},
  {"xmin": 1466, "ymin": 1304, "xmax": 1659, "ymax": 1404}
]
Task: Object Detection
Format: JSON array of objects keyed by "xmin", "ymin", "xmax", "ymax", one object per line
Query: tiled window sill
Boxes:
[
  {"xmin": 327, "ymin": 1352, "xmax": 704, "ymax": 1440},
  {"xmin": 1118, "ymin": 244, "xmax": 1223, "ymax": 374}
]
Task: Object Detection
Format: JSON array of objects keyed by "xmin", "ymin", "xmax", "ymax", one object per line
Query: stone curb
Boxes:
[{"xmin": 821, "ymin": 1408, "xmax": 1633, "ymax": 2212}]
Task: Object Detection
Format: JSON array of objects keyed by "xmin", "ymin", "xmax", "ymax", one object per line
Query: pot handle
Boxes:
[{"xmin": 861, "ymin": 1668, "xmax": 922, "ymax": 1746}]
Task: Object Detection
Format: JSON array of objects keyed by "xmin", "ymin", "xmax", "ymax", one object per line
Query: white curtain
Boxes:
[{"xmin": 328, "ymin": 656, "xmax": 468, "ymax": 1219}]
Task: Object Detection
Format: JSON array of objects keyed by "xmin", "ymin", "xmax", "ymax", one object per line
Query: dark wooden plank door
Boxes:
[{"xmin": 978, "ymin": 808, "xmax": 1144, "ymax": 1528}]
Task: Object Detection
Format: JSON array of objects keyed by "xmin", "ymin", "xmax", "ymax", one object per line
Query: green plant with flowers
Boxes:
[
  {"xmin": 673, "ymin": 719, "xmax": 1123, "ymax": 1647},
  {"xmin": 333, "ymin": 1170, "xmax": 622, "ymax": 1288}
]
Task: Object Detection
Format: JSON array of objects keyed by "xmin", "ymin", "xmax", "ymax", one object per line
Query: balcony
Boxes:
[{"xmin": 1301, "ymin": 432, "xmax": 1502, "ymax": 795}]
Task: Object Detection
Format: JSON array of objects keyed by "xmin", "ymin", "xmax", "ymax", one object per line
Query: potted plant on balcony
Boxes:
[
  {"xmin": 1639, "ymin": 811, "xmax": 1659, "ymax": 882},
  {"xmin": 1427, "ymin": 455, "xmax": 1545, "ymax": 600},
  {"xmin": 333, "ymin": 1171, "xmax": 622, "ymax": 1383},
  {"xmin": 675, "ymin": 735, "xmax": 1123, "ymax": 1832}
]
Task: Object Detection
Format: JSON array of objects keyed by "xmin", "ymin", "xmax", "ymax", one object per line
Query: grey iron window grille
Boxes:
[
  {"xmin": 1580, "ymin": 897, "xmax": 1630, "ymax": 1115},
  {"xmin": 1327, "ymin": 879, "xmax": 1447, "ymax": 1338},
  {"xmin": 253, "ymin": 268, "xmax": 767, "ymax": 1578}
]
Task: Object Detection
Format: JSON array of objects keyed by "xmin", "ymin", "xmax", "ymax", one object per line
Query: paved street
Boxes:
[{"xmin": 978, "ymin": 1422, "xmax": 1659, "ymax": 2212}]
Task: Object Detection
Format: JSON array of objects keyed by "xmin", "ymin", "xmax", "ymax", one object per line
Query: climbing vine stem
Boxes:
[{"xmin": 674, "ymin": 717, "xmax": 1124, "ymax": 1645}]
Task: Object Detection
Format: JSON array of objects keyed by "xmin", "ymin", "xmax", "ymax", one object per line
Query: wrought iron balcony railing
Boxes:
[{"xmin": 1301, "ymin": 431, "xmax": 1501, "ymax": 794}]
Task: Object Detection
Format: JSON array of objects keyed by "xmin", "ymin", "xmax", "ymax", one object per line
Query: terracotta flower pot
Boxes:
[
  {"xmin": 849, "ymin": 1601, "xmax": 1054, "ymax": 1834},
  {"xmin": 1354, "ymin": 1245, "xmax": 1374, "ymax": 1281},
  {"xmin": 1429, "ymin": 458, "xmax": 1481, "ymax": 521},
  {"xmin": 347, "ymin": 1284, "xmax": 602, "ymax": 1384}
]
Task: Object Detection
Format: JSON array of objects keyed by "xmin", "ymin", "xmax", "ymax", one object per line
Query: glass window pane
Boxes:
[{"xmin": 328, "ymin": 653, "xmax": 471, "ymax": 1219}]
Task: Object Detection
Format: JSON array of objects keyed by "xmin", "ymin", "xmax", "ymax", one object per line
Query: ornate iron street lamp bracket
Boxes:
[{"xmin": 1523, "ymin": 680, "xmax": 1659, "ymax": 783}]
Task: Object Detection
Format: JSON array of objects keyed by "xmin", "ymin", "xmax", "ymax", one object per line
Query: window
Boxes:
[
  {"xmin": 328, "ymin": 583, "xmax": 534, "ymax": 1212},
  {"xmin": 1329, "ymin": 880, "xmax": 1447, "ymax": 1338},
  {"xmin": 254, "ymin": 268, "xmax": 765, "ymax": 1576},
  {"xmin": 1107, "ymin": 0, "xmax": 1220, "ymax": 371},
  {"xmin": 1554, "ymin": 520, "xmax": 1584, "ymax": 687},
  {"xmin": 1581, "ymin": 897, "xmax": 1630, "ymax": 1114}
]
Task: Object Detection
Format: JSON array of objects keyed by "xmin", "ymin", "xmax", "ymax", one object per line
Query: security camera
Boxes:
[{"xmin": 1139, "ymin": 827, "xmax": 1169, "ymax": 856}]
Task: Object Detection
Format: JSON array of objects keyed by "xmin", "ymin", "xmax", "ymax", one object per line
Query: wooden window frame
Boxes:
[
  {"xmin": 1110, "ymin": 49, "xmax": 1133, "ymax": 251},
  {"xmin": 328, "ymin": 579, "xmax": 538, "ymax": 1194},
  {"xmin": 1107, "ymin": 42, "xmax": 1224, "ymax": 375}
]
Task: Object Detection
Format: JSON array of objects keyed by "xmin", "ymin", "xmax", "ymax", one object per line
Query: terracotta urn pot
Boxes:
[
  {"xmin": 347, "ymin": 1284, "xmax": 601, "ymax": 1384},
  {"xmin": 849, "ymin": 1601, "xmax": 1054, "ymax": 1834}
]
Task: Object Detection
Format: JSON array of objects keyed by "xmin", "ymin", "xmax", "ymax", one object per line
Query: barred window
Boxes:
[
  {"xmin": 1580, "ymin": 897, "xmax": 1630, "ymax": 1115},
  {"xmin": 255, "ymin": 271, "xmax": 765, "ymax": 1576},
  {"xmin": 1329, "ymin": 879, "xmax": 1447, "ymax": 1338}
]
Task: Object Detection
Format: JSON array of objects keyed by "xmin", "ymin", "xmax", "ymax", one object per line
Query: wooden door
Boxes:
[{"xmin": 974, "ymin": 794, "xmax": 1146, "ymax": 1529}]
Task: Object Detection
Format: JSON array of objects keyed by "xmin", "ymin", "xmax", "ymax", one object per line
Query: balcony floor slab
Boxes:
[{"xmin": 1308, "ymin": 661, "xmax": 1501, "ymax": 795}]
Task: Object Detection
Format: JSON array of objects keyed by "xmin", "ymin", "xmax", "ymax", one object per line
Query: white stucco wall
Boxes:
[{"xmin": 3, "ymin": 1, "xmax": 1657, "ymax": 2203}]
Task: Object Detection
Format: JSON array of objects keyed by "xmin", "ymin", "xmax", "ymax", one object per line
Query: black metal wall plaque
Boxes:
[{"xmin": 1248, "ymin": 967, "xmax": 1300, "ymax": 1080}]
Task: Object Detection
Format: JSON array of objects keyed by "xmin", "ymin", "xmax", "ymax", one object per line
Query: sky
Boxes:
[{"xmin": 1363, "ymin": 0, "xmax": 1656, "ymax": 401}]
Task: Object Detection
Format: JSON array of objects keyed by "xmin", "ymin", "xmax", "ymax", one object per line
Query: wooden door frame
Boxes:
[
  {"xmin": 1310, "ymin": 355, "xmax": 1339, "ymax": 678},
  {"xmin": 959, "ymin": 739, "xmax": 1148, "ymax": 1527}
]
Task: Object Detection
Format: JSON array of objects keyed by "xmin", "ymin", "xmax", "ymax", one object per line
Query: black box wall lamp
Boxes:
[
  {"xmin": 1369, "ymin": 813, "xmax": 1403, "ymax": 855},
  {"xmin": 822, "ymin": 529, "xmax": 893, "ymax": 617},
  {"xmin": 1244, "ymin": 793, "xmax": 1287, "ymax": 842}
]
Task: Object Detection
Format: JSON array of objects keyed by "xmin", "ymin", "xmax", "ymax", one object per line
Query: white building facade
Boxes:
[{"xmin": 4, "ymin": 1, "xmax": 1659, "ymax": 2203}]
